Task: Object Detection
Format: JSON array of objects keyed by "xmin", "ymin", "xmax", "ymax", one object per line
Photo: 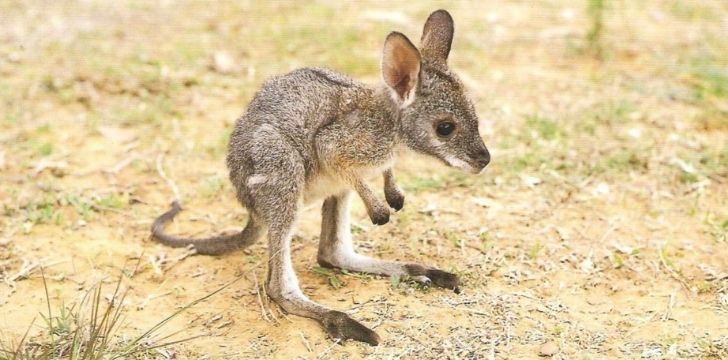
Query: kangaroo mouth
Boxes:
[{"xmin": 442, "ymin": 155, "xmax": 487, "ymax": 174}]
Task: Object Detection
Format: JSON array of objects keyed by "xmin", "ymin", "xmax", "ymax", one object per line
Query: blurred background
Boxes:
[{"xmin": 0, "ymin": 1, "xmax": 726, "ymax": 358}]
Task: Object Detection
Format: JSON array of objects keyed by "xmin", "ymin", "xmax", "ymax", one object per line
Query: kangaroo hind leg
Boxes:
[
  {"xmin": 249, "ymin": 145, "xmax": 380, "ymax": 345},
  {"xmin": 317, "ymin": 191, "xmax": 460, "ymax": 293}
]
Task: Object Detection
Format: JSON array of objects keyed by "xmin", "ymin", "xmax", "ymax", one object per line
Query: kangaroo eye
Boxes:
[{"xmin": 436, "ymin": 122, "xmax": 456, "ymax": 137}]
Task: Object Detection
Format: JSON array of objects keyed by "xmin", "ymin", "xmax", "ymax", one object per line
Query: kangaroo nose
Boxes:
[{"xmin": 475, "ymin": 148, "xmax": 490, "ymax": 169}]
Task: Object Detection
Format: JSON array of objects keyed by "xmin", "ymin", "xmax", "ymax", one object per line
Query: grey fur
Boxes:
[{"xmin": 151, "ymin": 9, "xmax": 489, "ymax": 345}]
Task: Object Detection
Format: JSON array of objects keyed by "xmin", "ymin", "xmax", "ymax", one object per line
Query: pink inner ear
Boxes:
[
  {"xmin": 393, "ymin": 74, "xmax": 410, "ymax": 99},
  {"xmin": 383, "ymin": 32, "xmax": 421, "ymax": 101}
]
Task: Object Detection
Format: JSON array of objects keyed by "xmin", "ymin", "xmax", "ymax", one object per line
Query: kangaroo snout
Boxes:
[{"xmin": 472, "ymin": 147, "xmax": 490, "ymax": 171}]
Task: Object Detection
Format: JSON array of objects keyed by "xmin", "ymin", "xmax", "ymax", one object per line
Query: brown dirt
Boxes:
[{"xmin": 1, "ymin": 1, "xmax": 726, "ymax": 359}]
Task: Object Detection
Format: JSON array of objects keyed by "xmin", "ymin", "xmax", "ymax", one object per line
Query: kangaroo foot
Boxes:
[
  {"xmin": 405, "ymin": 264, "xmax": 461, "ymax": 293},
  {"xmin": 320, "ymin": 310, "xmax": 380, "ymax": 345}
]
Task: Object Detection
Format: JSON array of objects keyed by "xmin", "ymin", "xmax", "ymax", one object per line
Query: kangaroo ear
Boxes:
[
  {"xmin": 382, "ymin": 32, "xmax": 421, "ymax": 106},
  {"xmin": 421, "ymin": 9, "xmax": 454, "ymax": 63}
]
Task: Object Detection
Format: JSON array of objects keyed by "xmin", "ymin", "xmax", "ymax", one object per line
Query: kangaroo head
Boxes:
[{"xmin": 381, "ymin": 10, "xmax": 490, "ymax": 174}]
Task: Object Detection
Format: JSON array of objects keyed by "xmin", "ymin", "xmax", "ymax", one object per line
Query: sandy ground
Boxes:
[{"xmin": 1, "ymin": 1, "xmax": 727, "ymax": 359}]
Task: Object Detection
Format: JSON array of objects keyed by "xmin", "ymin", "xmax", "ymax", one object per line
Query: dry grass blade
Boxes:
[
  {"xmin": 0, "ymin": 319, "xmax": 35, "ymax": 360},
  {"xmin": 1, "ymin": 264, "xmax": 231, "ymax": 359},
  {"xmin": 40, "ymin": 267, "xmax": 54, "ymax": 348},
  {"xmin": 658, "ymin": 244, "xmax": 693, "ymax": 295},
  {"xmin": 117, "ymin": 272, "xmax": 245, "ymax": 358},
  {"xmin": 156, "ymin": 153, "xmax": 181, "ymax": 203}
]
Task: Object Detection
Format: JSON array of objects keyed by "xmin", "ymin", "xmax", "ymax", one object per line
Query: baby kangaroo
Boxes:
[{"xmin": 151, "ymin": 10, "xmax": 490, "ymax": 345}]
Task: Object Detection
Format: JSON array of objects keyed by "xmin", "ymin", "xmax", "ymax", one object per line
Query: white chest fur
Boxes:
[{"xmin": 303, "ymin": 159, "xmax": 393, "ymax": 204}]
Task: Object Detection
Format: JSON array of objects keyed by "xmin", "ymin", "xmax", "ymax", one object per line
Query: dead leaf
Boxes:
[
  {"xmin": 580, "ymin": 252, "xmax": 594, "ymax": 273},
  {"xmin": 555, "ymin": 227, "xmax": 571, "ymax": 241},
  {"xmin": 419, "ymin": 202, "xmax": 440, "ymax": 215},
  {"xmin": 520, "ymin": 174, "xmax": 541, "ymax": 188},
  {"xmin": 97, "ymin": 126, "xmax": 137, "ymax": 144},
  {"xmin": 211, "ymin": 51, "xmax": 235, "ymax": 74},
  {"xmin": 32, "ymin": 160, "xmax": 68, "ymax": 176},
  {"xmin": 627, "ymin": 127, "xmax": 642, "ymax": 139},
  {"xmin": 591, "ymin": 182, "xmax": 610, "ymax": 197},
  {"xmin": 671, "ymin": 158, "xmax": 696, "ymax": 174},
  {"xmin": 472, "ymin": 197, "xmax": 497, "ymax": 208},
  {"xmin": 612, "ymin": 242, "xmax": 634, "ymax": 254}
]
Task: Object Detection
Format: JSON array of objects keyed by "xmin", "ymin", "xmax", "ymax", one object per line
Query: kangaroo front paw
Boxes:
[
  {"xmin": 369, "ymin": 208, "xmax": 390, "ymax": 225},
  {"xmin": 321, "ymin": 310, "xmax": 380, "ymax": 346},
  {"xmin": 385, "ymin": 189, "xmax": 404, "ymax": 211}
]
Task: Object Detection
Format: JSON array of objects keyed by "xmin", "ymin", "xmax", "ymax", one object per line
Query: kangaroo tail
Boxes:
[{"xmin": 150, "ymin": 201, "xmax": 263, "ymax": 255}]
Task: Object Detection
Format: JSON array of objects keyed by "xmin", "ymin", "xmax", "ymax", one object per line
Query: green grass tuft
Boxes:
[
  {"xmin": 94, "ymin": 193, "xmax": 128, "ymax": 210},
  {"xmin": 311, "ymin": 266, "xmax": 343, "ymax": 289},
  {"xmin": 37, "ymin": 143, "xmax": 53, "ymax": 157},
  {"xmin": 0, "ymin": 266, "xmax": 236, "ymax": 359},
  {"xmin": 526, "ymin": 115, "xmax": 562, "ymax": 140},
  {"xmin": 690, "ymin": 62, "xmax": 728, "ymax": 101}
]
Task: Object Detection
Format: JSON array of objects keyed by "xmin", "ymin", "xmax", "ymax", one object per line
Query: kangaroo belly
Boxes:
[
  {"xmin": 303, "ymin": 173, "xmax": 348, "ymax": 204},
  {"xmin": 303, "ymin": 161, "xmax": 390, "ymax": 205}
]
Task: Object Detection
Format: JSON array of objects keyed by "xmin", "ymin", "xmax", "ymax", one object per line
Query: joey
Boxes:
[{"xmin": 152, "ymin": 9, "xmax": 489, "ymax": 345}]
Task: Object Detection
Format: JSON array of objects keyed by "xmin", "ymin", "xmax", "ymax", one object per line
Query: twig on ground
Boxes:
[
  {"xmin": 148, "ymin": 255, "xmax": 164, "ymax": 278},
  {"xmin": 6, "ymin": 258, "xmax": 66, "ymax": 283},
  {"xmin": 658, "ymin": 244, "xmax": 693, "ymax": 295},
  {"xmin": 437, "ymin": 304, "xmax": 490, "ymax": 316},
  {"xmin": 169, "ymin": 246, "xmax": 197, "ymax": 267},
  {"xmin": 597, "ymin": 219, "xmax": 618, "ymax": 244},
  {"xmin": 258, "ymin": 274, "xmax": 279, "ymax": 323},
  {"xmin": 317, "ymin": 338, "xmax": 341, "ymax": 359},
  {"xmin": 103, "ymin": 153, "xmax": 140, "ymax": 175},
  {"xmin": 299, "ymin": 331, "xmax": 312, "ymax": 353},
  {"xmin": 253, "ymin": 270, "xmax": 271, "ymax": 323},
  {"xmin": 137, "ymin": 291, "xmax": 173, "ymax": 311},
  {"xmin": 90, "ymin": 204, "xmax": 136, "ymax": 217},
  {"xmin": 156, "ymin": 153, "xmax": 181, "ymax": 203},
  {"xmin": 148, "ymin": 245, "xmax": 197, "ymax": 277},
  {"xmin": 625, "ymin": 312, "xmax": 659, "ymax": 337},
  {"xmin": 662, "ymin": 292, "xmax": 676, "ymax": 321}
]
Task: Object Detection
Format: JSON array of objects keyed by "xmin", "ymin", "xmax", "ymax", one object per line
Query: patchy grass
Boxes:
[
  {"xmin": 0, "ymin": 268, "xmax": 221, "ymax": 359},
  {"xmin": 526, "ymin": 115, "xmax": 562, "ymax": 141},
  {"xmin": 599, "ymin": 147, "xmax": 648, "ymax": 174},
  {"xmin": 311, "ymin": 266, "xmax": 344, "ymax": 290},
  {"xmin": 1, "ymin": 0, "xmax": 726, "ymax": 358},
  {"xmin": 689, "ymin": 62, "xmax": 728, "ymax": 101}
]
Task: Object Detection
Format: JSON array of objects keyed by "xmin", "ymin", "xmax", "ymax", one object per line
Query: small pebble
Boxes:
[
  {"xmin": 211, "ymin": 51, "xmax": 235, "ymax": 74},
  {"xmin": 539, "ymin": 341, "xmax": 558, "ymax": 357}
]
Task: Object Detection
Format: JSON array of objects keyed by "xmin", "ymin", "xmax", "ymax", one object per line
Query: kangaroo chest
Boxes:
[{"xmin": 303, "ymin": 160, "xmax": 392, "ymax": 204}]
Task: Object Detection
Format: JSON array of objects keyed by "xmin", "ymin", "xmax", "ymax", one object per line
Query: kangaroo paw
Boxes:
[
  {"xmin": 320, "ymin": 310, "xmax": 380, "ymax": 346},
  {"xmin": 385, "ymin": 190, "xmax": 404, "ymax": 211},
  {"xmin": 369, "ymin": 207, "xmax": 390, "ymax": 225}
]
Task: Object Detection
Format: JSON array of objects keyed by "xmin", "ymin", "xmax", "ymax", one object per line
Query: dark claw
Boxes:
[
  {"xmin": 425, "ymin": 269, "xmax": 460, "ymax": 293},
  {"xmin": 321, "ymin": 310, "xmax": 380, "ymax": 346}
]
